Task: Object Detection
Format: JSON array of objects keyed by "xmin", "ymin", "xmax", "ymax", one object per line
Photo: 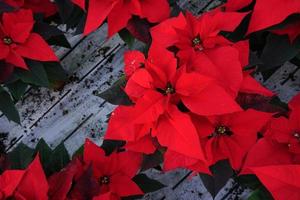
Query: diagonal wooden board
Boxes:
[{"xmin": 0, "ymin": 0, "xmax": 299, "ymax": 199}]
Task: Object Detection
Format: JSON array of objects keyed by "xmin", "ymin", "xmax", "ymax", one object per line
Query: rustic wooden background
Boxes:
[{"xmin": 0, "ymin": 0, "xmax": 299, "ymax": 199}]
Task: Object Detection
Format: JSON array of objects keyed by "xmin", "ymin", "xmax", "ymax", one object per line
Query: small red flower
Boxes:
[
  {"xmin": 79, "ymin": 0, "xmax": 170, "ymax": 36},
  {"xmin": 4, "ymin": 0, "xmax": 57, "ymax": 17},
  {"xmin": 192, "ymin": 109, "xmax": 271, "ymax": 170},
  {"xmin": 0, "ymin": 9, "xmax": 58, "ymax": 69},
  {"xmin": 247, "ymin": 0, "xmax": 300, "ymax": 34},
  {"xmin": 250, "ymin": 165, "xmax": 300, "ymax": 200},
  {"xmin": 83, "ymin": 139, "xmax": 143, "ymax": 199}
]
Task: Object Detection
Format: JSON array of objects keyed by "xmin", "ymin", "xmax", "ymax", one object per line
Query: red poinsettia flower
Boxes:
[
  {"xmin": 0, "ymin": 9, "xmax": 58, "ymax": 69},
  {"xmin": 4, "ymin": 0, "xmax": 57, "ymax": 17},
  {"xmin": 247, "ymin": 0, "xmax": 300, "ymax": 34},
  {"xmin": 272, "ymin": 21, "xmax": 300, "ymax": 43},
  {"xmin": 14, "ymin": 154, "xmax": 49, "ymax": 200},
  {"xmin": 76, "ymin": 0, "xmax": 170, "ymax": 36},
  {"xmin": 250, "ymin": 165, "xmax": 300, "ymax": 200},
  {"xmin": 105, "ymin": 44, "xmax": 242, "ymax": 161},
  {"xmin": 0, "ymin": 170, "xmax": 25, "ymax": 199},
  {"xmin": 82, "ymin": 139, "xmax": 143, "ymax": 199},
  {"xmin": 124, "ymin": 44, "xmax": 242, "ymax": 115},
  {"xmin": 151, "ymin": 11, "xmax": 247, "ymax": 63},
  {"xmin": 192, "ymin": 109, "xmax": 271, "ymax": 170}
]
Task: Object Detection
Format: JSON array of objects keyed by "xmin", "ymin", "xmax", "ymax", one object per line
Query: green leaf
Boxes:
[
  {"xmin": 260, "ymin": 34, "xmax": 300, "ymax": 70},
  {"xmin": 72, "ymin": 144, "xmax": 84, "ymax": 159},
  {"xmin": 119, "ymin": 29, "xmax": 135, "ymax": 49},
  {"xmin": 0, "ymin": 87, "xmax": 20, "ymax": 124},
  {"xmin": 47, "ymin": 34, "xmax": 71, "ymax": 48},
  {"xmin": 16, "ymin": 60, "xmax": 50, "ymax": 87},
  {"xmin": 141, "ymin": 150, "xmax": 163, "ymax": 171},
  {"xmin": 48, "ymin": 143, "xmax": 70, "ymax": 174},
  {"xmin": 133, "ymin": 174, "xmax": 165, "ymax": 193},
  {"xmin": 34, "ymin": 139, "xmax": 52, "ymax": 170},
  {"xmin": 8, "ymin": 143, "xmax": 34, "ymax": 169},
  {"xmin": 95, "ymin": 76, "xmax": 133, "ymax": 106},
  {"xmin": 199, "ymin": 160, "xmax": 234, "ymax": 198},
  {"xmin": 7, "ymin": 80, "xmax": 28, "ymax": 100},
  {"xmin": 101, "ymin": 140, "xmax": 125, "ymax": 156},
  {"xmin": 43, "ymin": 62, "xmax": 67, "ymax": 89},
  {"xmin": 236, "ymin": 175, "xmax": 262, "ymax": 190},
  {"xmin": 247, "ymin": 187, "xmax": 274, "ymax": 200}
]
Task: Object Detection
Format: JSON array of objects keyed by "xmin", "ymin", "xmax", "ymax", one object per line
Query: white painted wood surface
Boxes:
[{"xmin": 0, "ymin": 0, "xmax": 299, "ymax": 199}]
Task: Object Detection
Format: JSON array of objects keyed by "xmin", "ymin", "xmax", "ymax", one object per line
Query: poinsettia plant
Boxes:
[
  {"xmin": 1, "ymin": 0, "xmax": 300, "ymax": 199},
  {"xmin": 0, "ymin": 0, "xmax": 86, "ymax": 123}
]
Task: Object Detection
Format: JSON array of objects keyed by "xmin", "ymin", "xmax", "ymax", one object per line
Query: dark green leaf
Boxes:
[
  {"xmin": 247, "ymin": 187, "xmax": 274, "ymax": 200},
  {"xmin": 119, "ymin": 29, "xmax": 135, "ymax": 49},
  {"xmin": 34, "ymin": 139, "xmax": 52, "ymax": 170},
  {"xmin": 126, "ymin": 17, "xmax": 151, "ymax": 44},
  {"xmin": 260, "ymin": 34, "xmax": 300, "ymax": 70},
  {"xmin": 43, "ymin": 62, "xmax": 68, "ymax": 89},
  {"xmin": 7, "ymin": 80, "xmax": 28, "ymax": 101},
  {"xmin": 47, "ymin": 34, "xmax": 71, "ymax": 48},
  {"xmin": 101, "ymin": 140, "xmax": 125, "ymax": 156},
  {"xmin": 0, "ymin": 88, "xmax": 20, "ymax": 124},
  {"xmin": 141, "ymin": 150, "xmax": 163, "ymax": 171},
  {"xmin": 199, "ymin": 160, "xmax": 234, "ymax": 198},
  {"xmin": 8, "ymin": 143, "xmax": 34, "ymax": 169},
  {"xmin": 72, "ymin": 144, "xmax": 84, "ymax": 159},
  {"xmin": 48, "ymin": 143, "xmax": 70, "ymax": 174},
  {"xmin": 236, "ymin": 175, "xmax": 261, "ymax": 190},
  {"xmin": 33, "ymin": 22, "xmax": 64, "ymax": 40},
  {"xmin": 0, "ymin": 2, "xmax": 14, "ymax": 14},
  {"xmin": 133, "ymin": 174, "xmax": 165, "ymax": 193},
  {"xmin": 16, "ymin": 60, "xmax": 50, "ymax": 87},
  {"xmin": 95, "ymin": 76, "xmax": 133, "ymax": 106}
]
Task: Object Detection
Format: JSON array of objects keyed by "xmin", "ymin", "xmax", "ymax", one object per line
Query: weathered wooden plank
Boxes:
[
  {"xmin": 164, "ymin": 175, "xmax": 211, "ymax": 200},
  {"xmin": 261, "ymin": 62, "xmax": 299, "ymax": 102},
  {"xmin": 2, "ymin": 30, "xmax": 123, "ymax": 150}
]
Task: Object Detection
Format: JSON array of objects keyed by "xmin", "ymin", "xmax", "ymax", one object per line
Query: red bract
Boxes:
[
  {"xmin": 0, "ymin": 170, "xmax": 25, "ymax": 199},
  {"xmin": 163, "ymin": 150, "xmax": 210, "ymax": 174},
  {"xmin": 241, "ymin": 138, "xmax": 298, "ymax": 174},
  {"xmin": 151, "ymin": 11, "xmax": 247, "ymax": 62},
  {"xmin": 4, "ymin": 0, "xmax": 57, "ymax": 17},
  {"xmin": 83, "ymin": 139, "xmax": 143, "ymax": 199},
  {"xmin": 48, "ymin": 159, "xmax": 84, "ymax": 200},
  {"xmin": 79, "ymin": 0, "xmax": 170, "ymax": 36},
  {"xmin": 250, "ymin": 165, "xmax": 300, "ymax": 200},
  {"xmin": 247, "ymin": 0, "xmax": 300, "ymax": 34},
  {"xmin": 14, "ymin": 154, "xmax": 49, "ymax": 200},
  {"xmin": 192, "ymin": 109, "xmax": 271, "ymax": 170},
  {"xmin": 0, "ymin": 9, "xmax": 58, "ymax": 69}
]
